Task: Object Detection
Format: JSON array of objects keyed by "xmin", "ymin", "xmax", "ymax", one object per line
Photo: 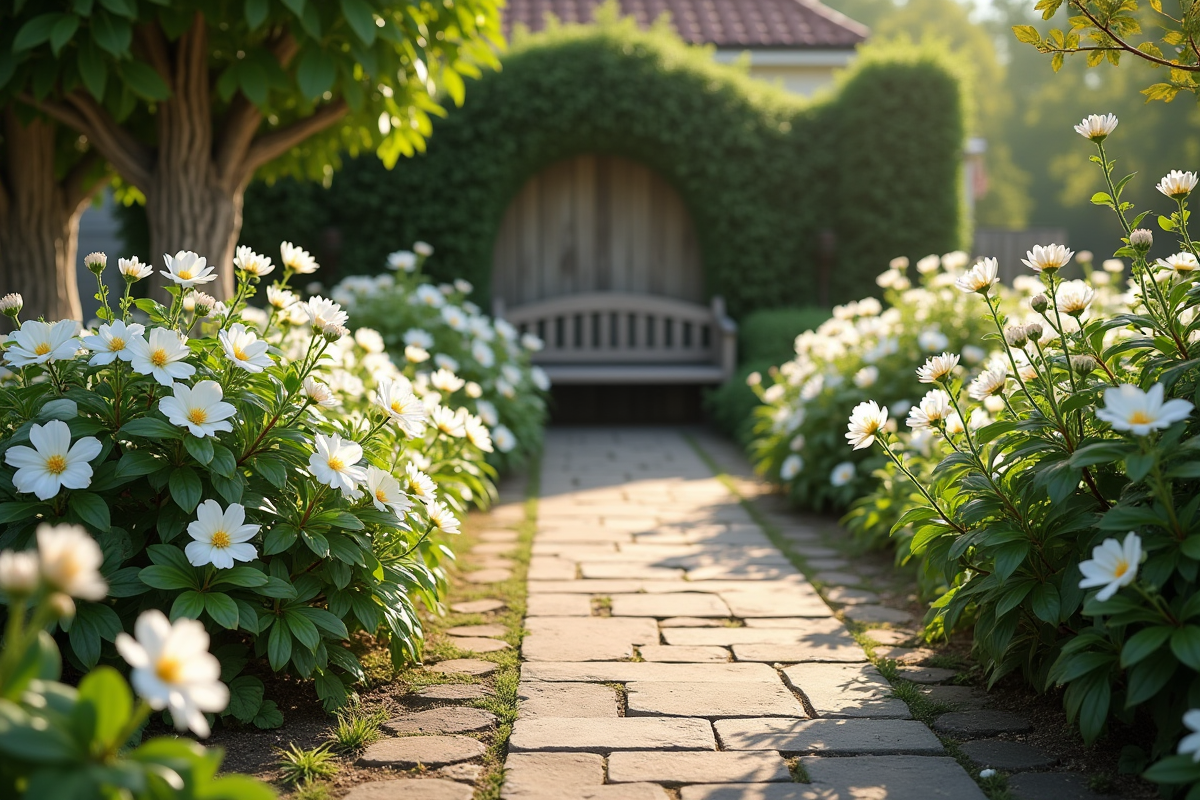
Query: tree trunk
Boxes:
[
  {"xmin": 144, "ymin": 18, "xmax": 241, "ymax": 301},
  {"xmin": 0, "ymin": 112, "xmax": 84, "ymax": 324}
]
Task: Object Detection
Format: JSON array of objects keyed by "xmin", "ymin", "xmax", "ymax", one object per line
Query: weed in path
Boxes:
[
  {"xmin": 276, "ymin": 743, "xmax": 339, "ymax": 786},
  {"xmin": 330, "ymin": 701, "xmax": 388, "ymax": 753}
]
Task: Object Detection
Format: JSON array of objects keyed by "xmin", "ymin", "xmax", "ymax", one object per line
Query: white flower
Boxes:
[
  {"xmin": 1103, "ymin": 258, "xmax": 1125, "ymax": 273},
  {"xmin": 374, "ymin": 377, "xmax": 427, "ymax": 436},
  {"xmin": 115, "ymin": 610, "xmax": 228, "ymax": 737},
  {"xmin": 1178, "ymin": 710, "xmax": 1200, "ymax": 761},
  {"xmin": 303, "ymin": 296, "xmax": 348, "ymax": 330},
  {"xmin": 414, "ymin": 285, "xmax": 445, "ymax": 308},
  {"xmin": 0, "ymin": 550, "xmax": 39, "ymax": 595},
  {"xmin": 492, "ymin": 424, "xmax": 517, "ymax": 453},
  {"xmin": 846, "ymin": 401, "xmax": 888, "ymax": 450},
  {"xmin": 955, "ymin": 258, "xmax": 999, "ymax": 294},
  {"xmin": 1055, "ymin": 280, "xmax": 1095, "ymax": 316},
  {"xmin": 414, "ymin": 241, "xmax": 434, "ymax": 257},
  {"xmin": 830, "ymin": 461, "xmax": 856, "ymax": 487},
  {"xmin": 968, "ymin": 366, "xmax": 1008, "ymax": 400},
  {"xmin": 387, "ymin": 250, "xmax": 417, "ymax": 272},
  {"xmin": 365, "ymin": 466, "xmax": 412, "ymax": 517},
  {"xmin": 405, "ymin": 462, "xmax": 437, "ymax": 500},
  {"xmin": 945, "ymin": 413, "xmax": 965, "ymax": 436},
  {"xmin": 521, "ymin": 333, "xmax": 544, "ymax": 352},
  {"xmin": 233, "ymin": 246, "xmax": 274, "ymax": 278},
  {"xmin": 979, "ymin": 769, "xmax": 997, "ymax": 779},
  {"xmin": 5, "ymin": 319, "xmax": 80, "ymax": 367},
  {"xmin": 308, "ymin": 433, "xmax": 367, "ymax": 495},
  {"xmin": 1095, "ymin": 383, "xmax": 1193, "ymax": 435},
  {"xmin": 431, "ymin": 405, "xmax": 467, "ymax": 438},
  {"xmin": 790, "ymin": 434, "xmax": 806, "ymax": 452},
  {"xmin": 160, "ymin": 251, "xmax": 216, "ymax": 288},
  {"xmin": 853, "ymin": 366, "xmax": 878, "ymax": 388},
  {"xmin": 280, "ymin": 241, "xmax": 318, "ymax": 274},
  {"xmin": 917, "ymin": 327, "xmax": 949, "ymax": 352},
  {"xmin": 497, "ymin": 378, "xmax": 516, "ymax": 399},
  {"xmin": 1022, "ymin": 244, "xmax": 1074, "ymax": 273},
  {"xmin": 354, "ymin": 328, "xmax": 385, "ymax": 353},
  {"xmin": 961, "ymin": 345, "xmax": 985, "ymax": 365},
  {"xmin": 81, "ymin": 320, "xmax": 145, "ymax": 366},
  {"xmin": 425, "ymin": 500, "xmax": 460, "ymax": 535},
  {"xmin": 472, "ymin": 339, "xmax": 496, "ymax": 368},
  {"xmin": 5, "ymin": 421, "xmax": 101, "ymax": 501},
  {"xmin": 302, "ymin": 377, "xmax": 338, "ymax": 407},
  {"xmin": 431, "ymin": 369, "xmax": 465, "ymax": 393},
  {"xmin": 984, "ymin": 394, "xmax": 1006, "ymax": 413},
  {"xmin": 454, "ymin": 278, "xmax": 473, "ymax": 294},
  {"xmin": 267, "ymin": 286, "xmax": 298, "ymax": 309},
  {"xmin": 1156, "ymin": 252, "xmax": 1199, "ymax": 276},
  {"xmin": 942, "ymin": 251, "xmax": 971, "ymax": 271},
  {"xmin": 404, "ymin": 328, "xmax": 434, "ymax": 348},
  {"xmin": 1078, "ymin": 531, "xmax": 1141, "ymax": 601},
  {"xmin": 465, "ymin": 415, "xmax": 494, "ymax": 452},
  {"xmin": 1158, "ymin": 170, "xmax": 1198, "ymax": 200},
  {"xmin": 218, "ymin": 324, "xmax": 273, "ymax": 373},
  {"xmin": 32, "ymin": 523, "xmax": 106, "ymax": 601},
  {"xmin": 441, "ymin": 305, "xmax": 469, "ymax": 331},
  {"xmin": 1074, "ymin": 113, "xmax": 1118, "ymax": 141},
  {"xmin": 0, "ymin": 293, "xmax": 22, "ymax": 316},
  {"xmin": 501, "ymin": 364, "xmax": 522, "ymax": 385},
  {"xmin": 916, "ymin": 352, "xmax": 960, "ymax": 384},
  {"xmin": 128, "ymin": 327, "xmax": 195, "ymax": 386},
  {"xmin": 119, "ymin": 257, "xmax": 152, "ymax": 281},
  {"xmin": 185, "ymin": 500, "xmax": 259, "ymax": 569},
  {"xmin": 159, "ymin": 381, "xmax": 237, "ymax": 438},
  {"xmin": 889, "ymin": 256, "xmax": 910, "ymax": 270},
  {"xmin": 876, "ymin": 268, "xmax": 902, "ymax": 288},
  {"xmin": 780, "ymin": 454, "xmax": 804, "ymax": 481},
  {"xmin": 405, "ymin": 345, "xmax": 430, "ymax": 363},
  {"xmin": 531, "ymin": 366, "xmax": 551, "ymax": 392},
  {"xmin": 915, "ymin": 254, "xmax": 940, "ymax": 274},
  {"xmin": 907, "ymin": 390, "xmax": 953, "ymax": 430}
]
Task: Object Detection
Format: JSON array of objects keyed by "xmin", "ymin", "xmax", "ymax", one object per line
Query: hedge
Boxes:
[{"xmin": 238, "ymin": 13, "xmax": 967, "ymax": 316}]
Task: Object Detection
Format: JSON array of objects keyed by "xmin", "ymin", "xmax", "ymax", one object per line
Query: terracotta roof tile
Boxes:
[{"xmin": 503, "ymin": 0, "xmax": 868, "ymax": 48}]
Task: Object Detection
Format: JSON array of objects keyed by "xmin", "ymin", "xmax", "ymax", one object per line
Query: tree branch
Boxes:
[
  {"xmin": 134, "ymin": 21, "xmax": 173, "ymax": 85},
  {"xmin": 239, "ymin": 99, "xmax": 349, "ymax": 182},
  {"xmin": 59, "ymin": 92, "xmax": 154, "ymax": 187},
  {"xmin": 1067, "ymin": 0, "xmax": 1200, "ymax": 71}
]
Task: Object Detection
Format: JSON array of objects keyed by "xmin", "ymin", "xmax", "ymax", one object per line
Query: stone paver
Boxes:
[
  {"xmin": 933, "ymin": 710, "xmax": 1033, "ymax": 736},
  {"xmin": 411, "ymin": 684, "xmax": 493, "ymax": 704},
  {"xmin": 450, "ymin": 599, "xmax": 506, "ymax": 614},
  {"xmin": 463, "ymin": 568, "xmax": 513, "ymax": 584},
  {"xmin": 1007, "ymin": 772, "xmax": 1108, "ymax": 799},
  {"xmin": 357, "ymin": 735, "xmax": 486, "ymax": 768},
  {"xmin": 450, "ymin": 636, "xmax": 510, "ymax": 653},
  {"xmin": 480, "ymin": 530, "xmax": 519, "ymax": 543},
  {"xmin": 607, "ymin": 752, "xmax": 792, "ymax": 784},
  {"xmin": 861, "ymin": 628, "xmax": 912, "ymax": 645},
  {"xmin": 715, "ymin": 718, "xmax": 944, "ymax": 754},
  {"xmin": 895, "ymin": 665, "xmax": 956, "ymax": 684},
  {"xmin": 345, "ymin": 778, "xmax": 474, "ymax": 800},
  {"xmin": 426, "ymin": 658, "xmax": 497, "ymax": 677},
  {"xmin": 959, "ymin": 738, "xmax": 1058, "ymax": 770},
  {"xmin": 446, "ymin": 624, "xmax": 507, "ymax": 637},
  {"xmin": 384, "ymin": 707, "xmax": 497, "ymax": 735},
  {"xmin": 500, "ymin": 430, "xmax": 980, "ymax": 800}
]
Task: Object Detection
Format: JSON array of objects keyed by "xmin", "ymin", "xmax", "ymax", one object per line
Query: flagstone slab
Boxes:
[
  {"xmin": 715, "ymin": 718, "xmax": 943, "ymax": 754},
  {"xmin": 518, "ymin": 682, "xmax": 620, "ymax": 718},
  {"xmin": 932, "ymin": 710, "xmax": 1032, "ymax": 736},
  {"xmin": 782, "ymin": 663, "xmax": 910, "ymax": 718},
  {"xmin": 801, "ymin": 755, "xmax": 987, "ymax": 799},
  {"xmin": 811, "ymin": 571, "xmax": 866, "ymax": 587},
  {"xmin": 463, "ymin": 568, "xmax": 514, "ymax": 584},
  {"xmin": 823, "ymin": 587, "xmax": 881, "ymax": 605},
  {"xmin": 860, "ymin": 628, "xmax": 913, "ymax": 645},
  {"xmin": 532, "ymin": 543, "xmax": 618, "ymax": 557},
  {"xmin": 528, "ymin": 556, "xmax": 579, "ymax": 581},
  {"xmin": 639, "ymin": 645, "xmax": 730, "ymax": 663},
  {"xmin": 663, "ymin": 619, "xmax": 851, "ymax": 647},
  {"xmin": 610, "ymin": 593, "xmax": 732, "ymax": 618},
  {"xmin": 449, "ymin": 636, "xmax": 510, "ymax": 653},
  {"xmin": 626, "ymin": 680, "xmax": 806, "ymax": 718},
  {"xmin": 680, "ymin": 785, "xmax": 818, "ymax": 800},
  {"xmin": 450, "ymin": 599, "xmax": 505, "ymax": 614},
  {"xmin": 660, "ymin": 617, "xmax": 725, "ymax": 627},
  {"xmin": 917, "ymin": 685, "xmax": 989, "ymax": 709},
  {"xmin": 527, "ymin": 580, "xmax": 706, "ymax": 594},
  {"xmin": 501, "ymin": 752, "xmax": 604, "ymax": 798},
  {"xmin": 895, "ymin": 666, "xmax": 957, "ymax": 684},
  {"xmin": 687, "ymin": 564, "xmax": 803, "ymax": 581},
  {"xmin": 538, "ymin": 529, "xmax": 635, "ymax": 543},
  {"xmin": 843, "ymin": 605, "xmax": 914, "ymax": 625},
  {"xmin": 410, "ymin": 684, "xmax": 493, "ymax": 705},
  {"xmin": 425, "ymin": 658, "xmax": 497, "ymax": 677},
  {"xmin": 521, "ymin": 661, "xmax": 780, "ymax": 683},
  {"xmin": 357, "ymin": 735, "xmax": 486, "ymax": 768},
  {"xmin": 732, "ymin": 642, "xmax": 867, "ymax": 664},
  {"xmin": 522, "ymin": 617, "xmax": 659, "ymax": 661},
  {"xmin": 437, "ymin": 763, "xmax": 483, "ymax": 782},
  {"xmin": 478, "ymin": 556, "xmax": 518, "ymax": 570},
  {"xmin": 480, "ymin": 531, "xmax": 519, "ymax": 543},
  {"xmin": 383, "ymin": 706, "xmax": 497, "ymax": 735},
  {"xmin": 473, "ymin": 542, "xmax": 517, "ymax": 555},
  {"xmin": 509, "ymin": 717, "xmax": 716, "ymax": 752},
  {"xmin": 959, "ymin": 738, "xmax": 1058, "ymax": 770},
  {"xmin": 345, "ymin": 778, "xmax": 474, "ymax": 800},
  {"xmin": 526, "ymin": 593, "xmax": 593, "ymax": 616},
  {"xmin": 445, "ymin": 624, "xmax": 507, "ymax": 638},
  {"xmin": 579, "ymin": 563, "xmax": 687, "ymax": 580},
  {"xmin": 607, "ymin": 751, "xmax": 792, "ymax": 784},
  {"xmin": 1007, "ymin": 771, "xmax": 1107, "ymax": 799}
]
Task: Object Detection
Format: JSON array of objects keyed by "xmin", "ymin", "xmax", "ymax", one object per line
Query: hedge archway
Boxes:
[{"xmin": 243, "ymin": 14, "xmax": 967, "ymax": 315}]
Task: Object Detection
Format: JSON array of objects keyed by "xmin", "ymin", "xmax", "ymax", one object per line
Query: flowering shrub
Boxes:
[
  {"xmin": 0, "ymin": 523, "xmax": 273, "ymax": 799},
  {"xmin": 847, "ymin": 114, "xmax": 1200, "ymax": 785},
  {"xmin": 325, "ymin": 243, "xmax": 549, "ymax": 472},
  {"xmin": 0, "ymin": 242, "xmax": 496, "ymax": 726}
]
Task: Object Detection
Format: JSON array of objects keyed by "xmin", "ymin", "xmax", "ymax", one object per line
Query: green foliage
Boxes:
[
  {"xmin": 329, "ymin": 700, "xmax": 387, "ymax": 752},
  {"xmin": 276, "ymin": 743, "xmax": 338, "ymax": 786},
  {"xmin": 242, "ymin": 13, "xmax": 965, "ymax": 315}
]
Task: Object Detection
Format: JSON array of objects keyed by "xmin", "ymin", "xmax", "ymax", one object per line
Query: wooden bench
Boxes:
[{"xmin": 493, "ymin": 292, "xmax": 737, "ymax": 385}]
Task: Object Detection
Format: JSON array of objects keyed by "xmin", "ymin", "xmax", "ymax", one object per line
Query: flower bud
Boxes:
[
  {"xmin": 747, "ymin": 372, "xmax": 763, "ymax": 387},
  {"xmin": 1076, "ymin": 250, "xmax": 1093, "ymax": 266},
  {"xmin": 1025, "ymin": 323, "xmax": 1044, "ymax": 342},
  {"xmin": 84, "ymin": 252, "xmax": 107, "ymax": 275},
  {"xmin": 322, "ymin": 322, "xmax": 348, "ymax": 342},
  {"xmin": 1030, "ymin": 294, "xmax": 1049, "ymax": 313},
  {"xmin": 0, "ymin": 550, "xmax": 39, "ymax": 597},
  {"xmin": 192, "ymin": 292, "xmax": 215, "ymax": 317},
  {"xmin": 1004, "ymin": 325, "xmax": 1028, "ymax": 348},
  {"xmin": 48, "ymin": 592, "xmax": 76, "ymax": 620},
  {"xmin": 1131, "ymin": 229, "xmax": 1154, "ymax": 252},
  {"xmin": 0, "ymin": 293, "xmax": 23, "ymax": 318},
  {"xmin": 1071, "ymin": 354, "xmax": 1099, "ymax": 375}
]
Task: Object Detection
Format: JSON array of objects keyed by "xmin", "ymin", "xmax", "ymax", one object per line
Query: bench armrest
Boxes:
[{"xmin": 710, "ymin": 296, "xmax": 738, "ymax": 380}]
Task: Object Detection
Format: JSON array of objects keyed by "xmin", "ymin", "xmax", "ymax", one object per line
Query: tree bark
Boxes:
[{"xmin": 0, "ymin": 112, "xmax": 86, "ymax": 323}]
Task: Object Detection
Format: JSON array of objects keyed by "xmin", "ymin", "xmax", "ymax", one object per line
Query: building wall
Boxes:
[{"xmin": 713, "ymin": 48, "xmax": 857, "ymax": 97}]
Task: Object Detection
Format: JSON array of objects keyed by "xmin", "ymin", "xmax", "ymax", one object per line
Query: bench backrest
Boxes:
[{"xmin": 496, "ymin": 292, "xmax": 727, "ymax": 365}]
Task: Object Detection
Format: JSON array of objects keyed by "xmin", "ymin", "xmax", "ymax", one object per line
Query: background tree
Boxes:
[{"xmin": 0, "ymin": 0, "xmax": 503, "ymax": 302}]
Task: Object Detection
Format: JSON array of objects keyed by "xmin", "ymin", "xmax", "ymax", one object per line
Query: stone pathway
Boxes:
[{"xmin": 501, "ymin": 428, "xmax": 987, "ymax": 800}]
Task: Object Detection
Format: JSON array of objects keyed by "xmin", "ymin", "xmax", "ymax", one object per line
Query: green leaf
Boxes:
[
  {"xmin": 1125, "ymin": 452, "xmax": 1156, "ymax": 483},
  {"xmin": 210, "ymin": 565, "xmax": 268, "ymax": 588},
  {"xmin": 300, "ymin": 528, "xmax": 330, "ymax": 558},
  {"xmin": 1145, "ymin": 754, "xmax": 1200, "ymax": 784},
  {"xmin": 1127, "ymin": 655, "xmax": 1176, "ymax": 705},
  {"xmin": 139, "ymin": 564, "xmax": 198, "ymax": 591},
  {"xmin": 245, "ymin": 0, "xmax": 269, "ymax": 29},
  {"xmin": 212, "ymin": 472, "xmax": 245, "ymax": 505},
  {"xmin": 205, "ymin": 592, "xmax": 240, "ymax": 630},
  {"xmin": 252, "ymin": 698, "xmax": 283, "ymax": 729},
  {"xmin": 170, "ymin": 590, "xmax": 205, "ymax": 620},
  {"xmin": 210, "ymin": 444, "xmax": 237, "ymax": 479},
  {"xmin": 1121, "ymin": 625, "xmax": 1173, "ymax": 667},
  {"xmin": 14, "ymin": 14, "xmax": 63, "ymax": 51},
  {"xmin": 227, "ymin": 675, "xmax": 264, "ymax": 723},
  {"xmin": 77, "ymin": 666, "xmax": 132, "ymax": 749},
  {"xmin": 1031, "ymin": 582, "xmax": 1061, "ymax": 624},
  {"xmin": 118, "ymin": 60, "xmax": 170, "ymax": 100},
  {"xmin": 280, "ymin": 0, "xmax": 305, "ymax": 15},
  {"xmin": 169, "ymin": 466, "xmax": 202, "ymax": 512},
  {"xmin": 263, "ymin": 524, "xmax": 298, "ymax": 555},
  {"xmin": 296, "ymin": 48, "xmax": 337, "ymax": 99},
  {"xmin": 284, "ymin": 608, "xmax": 320, "ymax": 649},
  {"xmin": 50, "ymin": 15, "xmax": 80, "ymax": 56},
  {"xmin": 0, "ymin": 501, "xmax": 47, "ymax": 524},
  {"xmin": 115, "ymin": 449, "xmax": 162, "ymax": 479},
  {"xmin": 1171, "ymin": 626, "xmax": 1200, "ymax": 670},
  {"xmin": 184, "ymin": 434, "xmax": 214, "ymax": 465},
  {"xmin": 1012, "ymin": 24, "xmax": 1041, "ymax": 43},
  {"xmin": 90, "ymin": 9, "xmax": 132, "ymax": 56},
  {"xmin": 340, "ymin": 0, "xmax": 376, "ymax": 45},
  {"xmin": 120, "ymin": 416, "xmax": 182, "ymax": 439},
  {"xmin": 314, "ymin": 668, "xmax": 349, "ymax": 711},
  {"xmin": 267, "ymin": 617, "xmax": 292, "ymax": 671},
  {"xmin": 292, "ymin": 606, "xmax": 349, "ymax": 639},
  {"xmin": 0, "ymin": 702, "xmax": 79, "ymax": 762},
  {"xmin": 68, "ymin": 491, "xmax": 110, "ymax": 531}
]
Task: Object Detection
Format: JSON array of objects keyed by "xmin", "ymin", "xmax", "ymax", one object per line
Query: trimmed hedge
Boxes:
[{"xmin": 240, "ymin": 14, "xmax": 967, "ymax": 316}]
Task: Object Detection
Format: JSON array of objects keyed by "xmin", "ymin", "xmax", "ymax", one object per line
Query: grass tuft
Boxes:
[
  {"xmin": 276, "ymin": 743, "xmax": 339, "ymax": 786},
  {"xmin": 330, "ymin": 700, "xmax": 388, "ymax": 753}
]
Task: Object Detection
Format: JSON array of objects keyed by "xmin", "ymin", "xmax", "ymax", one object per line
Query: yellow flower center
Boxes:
[
  {"xmin": 177, "ymin": 270, "xmax": 193, "ymax": 280},
  {"xmin": 109, "ymin": 337, "xmax": 125, "ymax": 351},
  {"xmin": 1128, "ymin": 410, "xmax": 1153, "ymax": 425},
  {"xmin": 328, "ymin": 456, "xmax": 345, "ymax": 472},
  {"xmin": 375, "ymin": 488, "xmax": 388, "ymax": 502},
  {"xmin": 233, "ymin": 346, "xmax": 247, "ymax": 360},
  {"xmin": 34, "ymin": 343, "xmax": 51, "ymax": 356},
  {"xmin": 1114, "ymin": 560, "xmax": 1129, "ymax": 578},
  {"xmin": 187, "ymin": 408, "xmax": 208, "ymax": 425},
  {"xmin": 391, "ymin": 400, "xmax": 408, "ymax": 414},
  {"xmin": 155, "ymin": 655, "xmax": 184, "ymax": 684},
  {"xmin": 150, "ymin": 348, "xmax": 169, "ymax": 367},
  {"xmin": 210, "ymin": 530, "xmax": 231, "ymax": 549},
  {"xmin": 44, "ymin": 454, "xmax": 67, "ymax": 475}
]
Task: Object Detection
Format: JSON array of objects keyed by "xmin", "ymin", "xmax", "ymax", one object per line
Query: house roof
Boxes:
[{"xmin": 502, "ymin": 0, "xmax": 869, "ymax": 49}]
